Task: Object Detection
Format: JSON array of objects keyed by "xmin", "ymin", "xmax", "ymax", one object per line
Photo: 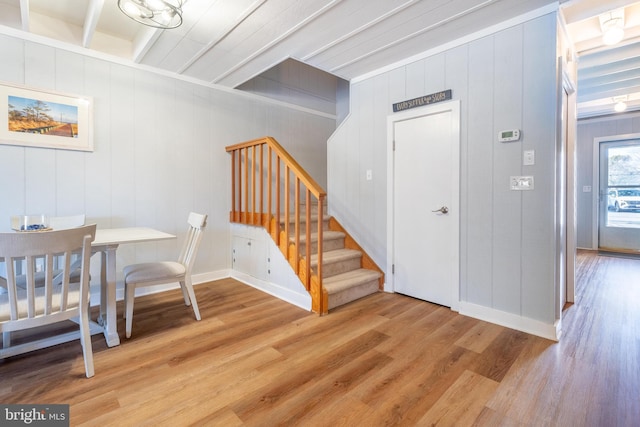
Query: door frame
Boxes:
[
  {"xmin": 561, "ymin": 69, "xmax": 577, "ymax": 310},
  {"xmin": 592, "ymin": 133, "xmax": 640, "ymax": 250},
  {"xmin": 386, "ymin": 100, "xmax": 461, "ymax": 312}
]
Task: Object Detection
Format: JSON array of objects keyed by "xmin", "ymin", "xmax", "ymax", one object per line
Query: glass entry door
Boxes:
[{"xmin": 599, "ymin": 140, "xmax": 640, "ymax": 252}]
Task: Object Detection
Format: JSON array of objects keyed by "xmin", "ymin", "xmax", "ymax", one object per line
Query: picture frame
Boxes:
[{"xmin": 0, "ymin": 81, "xmax": 93, "ymax": 152}]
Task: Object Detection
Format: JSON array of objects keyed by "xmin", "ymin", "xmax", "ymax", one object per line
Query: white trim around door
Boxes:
[{"xmin": 386, "ymin": 100, "xmax": 461, "ymax": 312}]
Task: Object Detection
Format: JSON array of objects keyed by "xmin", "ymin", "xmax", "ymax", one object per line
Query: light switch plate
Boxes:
[
  {"xmin": 510, "ymin": 176, "xmax": 534, "ymax": 190},
  {"xmin": 523, "ymin": 150, "xmax": 535, "ymax": 166}
]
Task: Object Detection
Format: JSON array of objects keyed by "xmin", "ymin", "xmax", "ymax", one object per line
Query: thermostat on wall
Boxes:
[{"xmin": 498, "ymin": 129, "xmax": 521, "ymax": 142}]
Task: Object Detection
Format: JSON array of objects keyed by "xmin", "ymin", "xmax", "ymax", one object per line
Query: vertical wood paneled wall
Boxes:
[
  {"xmin": 328, "ymin": 12, "xmax": 559, "ymax": 326},
  {"xmin": 0, "ymin": 34, "xmax": 335, "ymax": 286}
]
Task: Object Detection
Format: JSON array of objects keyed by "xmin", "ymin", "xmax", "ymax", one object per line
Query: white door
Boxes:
[
  {"xmin": 389, "ymin": 101, "xmax": 459, "ymax": 307},
  {"xmin": 598, "ymin": 139, "xmax": 640, "ymax": 252}
]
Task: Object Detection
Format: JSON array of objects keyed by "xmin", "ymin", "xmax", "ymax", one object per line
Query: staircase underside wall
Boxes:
[{"xmin": 230, "ymin": 223, "xmax": 312, "ymax": 311}]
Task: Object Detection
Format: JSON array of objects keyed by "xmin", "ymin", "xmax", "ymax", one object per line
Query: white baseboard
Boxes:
[
  {"xmin": 88, "ymin": 262, "xmax": 561, "ymax": 342},
  {"xmin": 458, "ymin": 301, "xmax": 561, "ymax": 341},
  {"xmin": 230, "ymin": 271, "xmax": 312, "ymax": 311},
  {"xmin": 87, "ymin": 266, "xmax": 561, "ymax": 341},
  {"xmin": 89, "ymin": 269, "xmax": 232, "ymax": 306},
  {"xmin": 89, "ymin": 266, "xmax": 313, "ymax": 312}
]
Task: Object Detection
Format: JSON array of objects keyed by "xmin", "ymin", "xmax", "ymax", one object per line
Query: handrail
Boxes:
[
  {"xmin": 226, "ymin": 137, "xmax": 326, "ymax": 199},
  {"xmin": 226, "ymin": 136, "xmax": 327, "ymax": 314}
]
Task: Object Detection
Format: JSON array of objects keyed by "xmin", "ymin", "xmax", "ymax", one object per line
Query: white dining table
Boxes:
[{"xmin": 92, "ymin": 227, "xmax": 176, "ymax": 347}]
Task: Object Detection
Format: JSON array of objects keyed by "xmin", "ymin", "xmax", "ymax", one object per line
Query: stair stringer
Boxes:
[{"xmin": 327, "ymin": 217, "xmax": 385, "ymax": 290}]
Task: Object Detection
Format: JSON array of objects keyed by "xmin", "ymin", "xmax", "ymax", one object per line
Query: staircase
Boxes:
[
  {"xmin": 226, "ymin": 136, "xmax": 383, "ymax": 314},
  {"xmin": 283, "ymin": 203, "xmax": 382, "ymax": 312}
]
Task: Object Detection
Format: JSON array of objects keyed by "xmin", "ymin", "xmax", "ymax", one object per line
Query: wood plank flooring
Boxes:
[{"xmin": 1, "ymin": 249, "xmax": 639, "ymax": 426}]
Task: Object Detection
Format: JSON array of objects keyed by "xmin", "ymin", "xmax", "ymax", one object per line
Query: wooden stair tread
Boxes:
[{"xmin": 323, "ymin": 269, "xmax": 382, "ymax": 294}]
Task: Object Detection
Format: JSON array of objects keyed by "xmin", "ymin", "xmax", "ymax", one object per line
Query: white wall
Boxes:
[
  {"xmin": 328, "ymin": 12, "xmax": 560, "ymax": 334},
  {"xmin": 576, "ymin": 112, "xmax": 640, "ymax": 249},
  {"xmin": 0, "ymin": 33, "xmax": 335, "ymax": 289}
]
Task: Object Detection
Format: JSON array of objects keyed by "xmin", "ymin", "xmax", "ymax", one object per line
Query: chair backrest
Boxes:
[
  {"xmin": 178, "ymin": 212, "xmax": 207, "ymax": 274},
  {"xmin": 49, "ymin": 215, "xmax": 87, "ymax": 270},
  {"xmin": 0, "ymin": 224, "xmax": 96, "ymax": 327},
  {"xmin": 49, "ymin": 214, "xmax": 86, "ymax": 230}
]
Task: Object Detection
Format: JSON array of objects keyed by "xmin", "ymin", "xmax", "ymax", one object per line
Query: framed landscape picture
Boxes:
[{"xmin": 0, "ymin": 82, "xmax": 93, "ymax": 152}]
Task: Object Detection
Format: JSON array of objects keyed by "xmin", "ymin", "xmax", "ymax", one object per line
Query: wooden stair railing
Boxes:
[{"xmin": 226, "ymin": 136, "xmax": 327, "ymax": 314}]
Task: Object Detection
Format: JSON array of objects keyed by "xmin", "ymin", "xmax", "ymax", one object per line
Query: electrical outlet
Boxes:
[{"xmin": 510, "ymin": 176, "xmax": 534, "ymax": 190}]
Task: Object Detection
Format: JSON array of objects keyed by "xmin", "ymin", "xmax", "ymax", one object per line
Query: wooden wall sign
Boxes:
[{"xmin": 393, "ymin": 89, "xmax": 452, "ymax": 112}]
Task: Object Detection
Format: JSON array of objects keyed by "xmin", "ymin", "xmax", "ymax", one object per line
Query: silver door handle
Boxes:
[{"xmin": 432, "ymin": 206, "xmax": 449, "ymax": 214}]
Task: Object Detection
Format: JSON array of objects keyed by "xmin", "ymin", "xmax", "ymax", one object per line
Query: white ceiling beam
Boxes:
[
  {"xmin": 131, "ymin": 0, "xmax": 196, "ymax": 62},
  {"xmin": 579, "ymin": 56, "xmax": 640, "ymax": 80},
  {"xmin": 211, "ymin": 0, "xmax": 343, "ymax": 85},
  {"xmin": 561, "ymin": 0, "xmax": 635, "ymax": 24},
  {"xmin": 578, "ymin": 42, "xmax": 640, "ymax": 68},
  {"xmin": 579, "ymin": 67, "xmax": 640, "ymax": 88},
  {"xmin": 132, "ymin": 27, "xmax": 163, "ymax": 63},
  {"xmin": 19, "ymin": 0, "xmax": 29, "ymax": 31},
  {"xmin": 577, "ymin": 79, "xmax": 640, "ymax": 102},
  {"xmin": 574, "ymin": 28, "xmax": 640, "ymax": 55},
  {"xmin": 178, "ymin": 0, "xmax": 268, "ymax": 75},
  {"xmin": 301, "ymin": 0, "xmax": 420, "ymax": 62},
  {"xmin": 577, "ymin": 105, "xmax": 640, "ymax": 119},
  {"xmin": 330, "ymin": 0, "xmax": 495, "ymax": 73},
  {"xmin": 83, "ymin": 0, "xmax": 105, "ymax": 48}
]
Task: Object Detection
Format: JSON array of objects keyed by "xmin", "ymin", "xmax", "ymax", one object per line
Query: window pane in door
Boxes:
[{"xmin": 606, "ymin": 145, "xmax": 640, "ymax": 229}]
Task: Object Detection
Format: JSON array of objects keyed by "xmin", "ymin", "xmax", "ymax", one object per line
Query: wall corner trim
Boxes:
[{"xmin": 459, "ymin": 301, "xmax": 560, "ymax": 341}]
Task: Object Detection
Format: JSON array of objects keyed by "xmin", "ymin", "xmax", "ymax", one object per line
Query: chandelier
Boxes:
[
  {"xmin": 599, "ymin": 9, "xmax": 625, "ymax": 46},
  {"xmin": 118, "ymin": 0, "xmax": 184, "ymax": 29}
]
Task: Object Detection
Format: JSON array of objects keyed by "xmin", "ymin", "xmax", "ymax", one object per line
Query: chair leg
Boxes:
[
  {"xmin": 79, "ymin": 309, "xmax": 95, "ymax": 378},
  {"xmin": 125, "ymin": 282, "xmax": 136, "ymax": 339},
  {"xmin": 179, "ymin": 280, "xmax": 191, "ymax": 306},
  {"xmin": 2, "ymin": 331, "xmax": 10, "ymax": 348},
  {"xmin": 123, "ymin": 282, "xmax": 128, "ymax": 319},
  {"xmin": 182, "ymin": 278, "xmax": 201, "ymax": 321}
]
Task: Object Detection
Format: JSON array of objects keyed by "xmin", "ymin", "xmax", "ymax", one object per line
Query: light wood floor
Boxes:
[{"xmin": 1, "ymin": 249, "xmax": 639, "ymax": 426}]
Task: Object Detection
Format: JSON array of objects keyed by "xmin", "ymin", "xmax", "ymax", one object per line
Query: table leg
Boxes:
[
  {"xmin": 99, "ymin": 251, "xmax": 107, "ymax": 323},
  {"xmin": 98, "ymin": 245, "xmax": 120, "ymax": 347}
]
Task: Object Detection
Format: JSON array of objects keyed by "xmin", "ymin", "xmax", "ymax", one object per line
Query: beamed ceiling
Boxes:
[{"xmin": 0, "ymin": 0, "xmax": 639, "ymax": 119}]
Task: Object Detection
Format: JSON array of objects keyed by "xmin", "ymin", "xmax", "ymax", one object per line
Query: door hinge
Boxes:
[
  {"xmin": 392, "ymin": 264, "xmax": 395, "ymax": 274},
  {"xmin": 393, "ymin": 140, "xmax": 396, "ymax": 151}
]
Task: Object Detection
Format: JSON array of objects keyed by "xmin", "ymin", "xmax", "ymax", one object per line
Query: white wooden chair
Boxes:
[
  {"xmin": 0, "ymin": 224, "xmax": 97, "ymax": 377},
  {"xmin": 1, "ymin": 214, "xmax": 87, "ymax": 290},
  {"xmin": 123, "ymin": 212, "xmax": 207, "ymax": 338}
]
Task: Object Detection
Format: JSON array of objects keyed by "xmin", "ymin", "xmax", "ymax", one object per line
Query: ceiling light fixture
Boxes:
[
  {"xmin": 118, "ymin": 0, "xmax": 183, "ymax": 29},
  {"xmin": 613, "ymin": 96, "xmax": 628, "ymax": 113},
  {"xmin": 599, "ymin": 9, "xmax": 625, "ymax": 46}
]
